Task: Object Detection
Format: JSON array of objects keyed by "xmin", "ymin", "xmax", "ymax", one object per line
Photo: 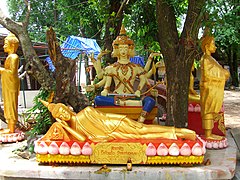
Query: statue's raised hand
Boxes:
[
  {"xmin": 149, "ymin": 52, "xmax": 162, "ymax": 60},
  {"xmin": 101, "ymin": 89, "xmax": 108, "ymax": 96},
  {"xmin": 98, "ymin": 49, "xmax": 110, "ymax": 59},
  {"xmin": 134, "ymin": 90, "xmax": 141, "ymax": 97},
  {"xmin": 88, "ymin": 53, "xmax": 96, "ymax": 63},
  {"xmin": 85, "ymin": 85, "xmax": 95, "ymax": 92}
]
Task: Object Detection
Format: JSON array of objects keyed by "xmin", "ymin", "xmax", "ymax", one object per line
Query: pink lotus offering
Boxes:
[
  {"xmin": 70, "ymin": 142, "xmax": 81, "ymax": 155},
  {"xmin": 146, "ymin": 143, "xmax": 157, "ymax": 156},
  {"xmin": 192, "ymin": 143, "xmax": 203, "ymax": 156},
  {"xmin": 82, "ymin": 142, "xmax": 92, "ymax": 155},
  {"xmin": 169, "ymin": 143, "xmax": 180, "ymax": 156},
  {"xmin": 180, "ymin": 143, "xmax": 191, "ymax": 156},
  {"xmin": 48, "ymin": 142, "xmax": 59, "ymax": 155},
  {"xmin": 37, "ymin": 142, "xmax": 48, "ymax": 154},
  {"xmin": 157, "ymin": 143, "xmax": 168, "ymax": 156},
  {"xmin": 59, "ymin": 142, "xmax": 70, "ymax": 155}
]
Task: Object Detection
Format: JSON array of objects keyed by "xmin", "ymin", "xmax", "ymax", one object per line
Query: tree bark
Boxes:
[
  {"xmin": 46, "ymin": 27, "xmax": 89, "ymax": 112},
  {"xmin": 0, "ymin": 9, "xmax": 54, "ymax": 90},
  {"xmin": 0, "ymin": 7, "xmax": 89, "ymax": 114},
  {"xmin": 156, "ymin": 0, "xmax": 206, "ymax": 127},
  {"xmin": 227, "ymin": 46, "xmax": 239, "ymax": 87}
]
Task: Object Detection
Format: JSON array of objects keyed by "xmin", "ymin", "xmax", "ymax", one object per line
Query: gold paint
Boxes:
[
  {"xmin": 40, "ymin": 100, "xmax": 197, "ymax": 142},
  {"xmin": 0, "ymin": 32, "xmax": 20, "ymax": 133},
  {"xmin": 36, "ymin": 154, "xmax": 90, "ymax": 164},
  {"xmin": 147, "ymin": 156, "xmax": 204, "ymax": 165},
  {"xmin": 90, "ymin": 143, "xmax": 146, "ymax": 164},
  {"xmin": 200, "ymin": 35, "xmax": 229, "ymax": 140},
  {"xmin": 189, "ymin": 64, "xmax": 200, "ymax": 103},
  {"xmin": 95, "ymin": 107, "xmax": 157, "ymax": 121},
  {"xmin": 86, "ymin": 25, "xmax": 162, "ymax": 117},
  {"xmin": 36, "ymin": 154, "xmax": 204, "ymax": 165},
  {"xmin": 213, "ymin": 113, "xmax": 226, "ymax": 135}
]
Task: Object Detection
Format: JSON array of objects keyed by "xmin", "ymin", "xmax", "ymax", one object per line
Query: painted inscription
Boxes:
[{"xmin": 90, "ymin": 143, "xmax": 147, "ymax": 164}]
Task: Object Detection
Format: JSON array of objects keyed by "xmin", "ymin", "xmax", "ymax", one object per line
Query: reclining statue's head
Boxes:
[
  {"xmin": 112, "ymin": 25, "xmax": 135, "ymax": 60},
  {"xmin": 39, "ymin": 99, "xmax": 76, "ymax": 121},
  {"xmin": 4, "ymin": 32, "xmax": 19, "ymax": 53}
]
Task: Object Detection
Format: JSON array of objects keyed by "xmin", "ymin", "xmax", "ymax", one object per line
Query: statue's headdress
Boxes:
[
  {"xmin": 39, "ymin": 99, "xmax": 75, "ymax": 117},
  {"xmin": 5, "ymin": 32, "xmax": 19, "ymax": 44},
  {"xmin": 111, "ymin": 25, "xmax": 135, "ymax": 58},
  {"xmin": 200, "ymin": 28, "xmax": 214, "ymax": 52},
  {"xmin": 112, "ymin": 25, "xmax": 134, "ymax": 47},
  {"xmin": 39, "ymin": 99, "xmax": 61, "ymax": 116}
]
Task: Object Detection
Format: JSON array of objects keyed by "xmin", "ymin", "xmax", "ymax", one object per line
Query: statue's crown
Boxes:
[{"xmin": 112, "ymin": 25, "xmax": 134, "ymax": 46}]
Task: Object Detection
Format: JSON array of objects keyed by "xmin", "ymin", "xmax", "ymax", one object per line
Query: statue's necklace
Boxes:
[{"xmin": 116, "ymin": 64, "xmax": 133, "ymax": 78}]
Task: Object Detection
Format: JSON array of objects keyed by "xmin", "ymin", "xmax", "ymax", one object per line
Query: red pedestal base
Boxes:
[{"xmin": 188, "ymin": 103, "xmax": 226, "ymax": 136}]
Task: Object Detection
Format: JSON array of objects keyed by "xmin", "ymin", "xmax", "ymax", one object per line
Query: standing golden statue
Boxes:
[
  {"xmin": 200, "ymin": 35, "xmax": 229, "ymax": 140},
  {"xmin": 0, "ymin": 33, "xmax": 20, "ymax": 133}
]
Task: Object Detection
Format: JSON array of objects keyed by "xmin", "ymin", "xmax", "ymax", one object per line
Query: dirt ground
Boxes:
[{"xmin": 224, "ymin": 90, "xmax": 240, "ymax": 129}]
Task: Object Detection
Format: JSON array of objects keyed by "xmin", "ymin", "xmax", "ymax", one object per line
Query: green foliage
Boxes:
[
  {"xmin": 193, "ymin": 59, "xmax": 200, "ymax": 69},
  {"xmin": 7, "ymin": 0, "xmax": 189, "ymax": 57},
  {"xmin": 7, "ymin": 0, "xmax": 104, "ymax": 42},
  {"xmin": 204, "ymin": 0, "xmax": 239, "ymax": 86},
  {"xmin": 123, "ymin": 0, "xmax": 160, "ymax": 57},
  {"xmin": 86, "ymin": 77, "xmax": 103, "ymax": 104},
  {"xmin": 204, "ymin": 0, "xmax": 239, "ymax": 50},
  {"xmin": 25, "ymin": 88, "xmax": 53, "ymax": 137}
]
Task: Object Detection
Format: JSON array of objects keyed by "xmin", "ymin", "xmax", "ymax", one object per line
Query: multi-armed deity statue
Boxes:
[{"xmin": 87, "ymin": 25, "xmax": 161, "ymax": 123}]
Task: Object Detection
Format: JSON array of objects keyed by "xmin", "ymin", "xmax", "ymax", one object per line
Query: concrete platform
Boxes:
[{"xmin": 0, "ymin": 131, "xmax": 238, "ymax": 180}]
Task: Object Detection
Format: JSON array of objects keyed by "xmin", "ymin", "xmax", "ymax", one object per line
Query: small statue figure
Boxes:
[
  {"xmin": 0, "ymin": 32, "xmax": 20, "ymax": 133},
  {"xmin": 200, "ymin": 35, "xmax": 229, "ymax": 140},
  {"xmin": 188, "ymin": 64, "xmax": 200, "ymax": 103},
  {"xmin": 126, "ymin": 158, "xmax": 132, "ymax": 171},
  {"xmin": 87, "ymin": 25, "xmax": 161, "ymax": 123},
  {"xmin": 39, "ymin": 99, "xmax": 197, "ymax": 142}
]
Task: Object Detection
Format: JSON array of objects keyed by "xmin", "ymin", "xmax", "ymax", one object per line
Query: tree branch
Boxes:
[
  {"xmin": 156, "ymin": 0, "xmax": 179, "ymax": 54},
  {"xmin": 22, "ymin": 0, "xmax": 31, "ymax": 28},
  {"xmin": 0, "ymin": 9, "xmax": 22, "ymax": 34},
  {"xmin": 180, "ymin": 0, "xmax": 206, "ymax": 46}
]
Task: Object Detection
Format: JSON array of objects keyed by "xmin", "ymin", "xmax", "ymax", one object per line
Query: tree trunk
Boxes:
[
  {"xmin": 156, "ymin": 0, "xmax": 206, "ymax": 127},
  {"xmin": 0, "ymin": 10, "xmax": 54, "ymax": 90},
  {"xmin": 46, "ymin": 27, "xmax": 89, "ymax": 112},
  {"xmin": 227, "ymin": 46, "xmax": 239, "ymax": 87},
  {"xmin": 0, "ymin": 8, "xmax": 89, "ymax": 114}
]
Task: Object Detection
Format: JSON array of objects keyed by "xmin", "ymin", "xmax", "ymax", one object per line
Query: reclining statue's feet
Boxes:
[
  {"xmin": 175, "ymin": 128, "xmax": 196, "ymax": 141},
  {"xmin": 137, "ymin": 116, "xmax": 145, "ymax": 123}
]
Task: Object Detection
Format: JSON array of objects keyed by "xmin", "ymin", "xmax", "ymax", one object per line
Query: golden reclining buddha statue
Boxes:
[{"xmin": 40, "ymin": 99, "xmax": 196, "ymax": 142}]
